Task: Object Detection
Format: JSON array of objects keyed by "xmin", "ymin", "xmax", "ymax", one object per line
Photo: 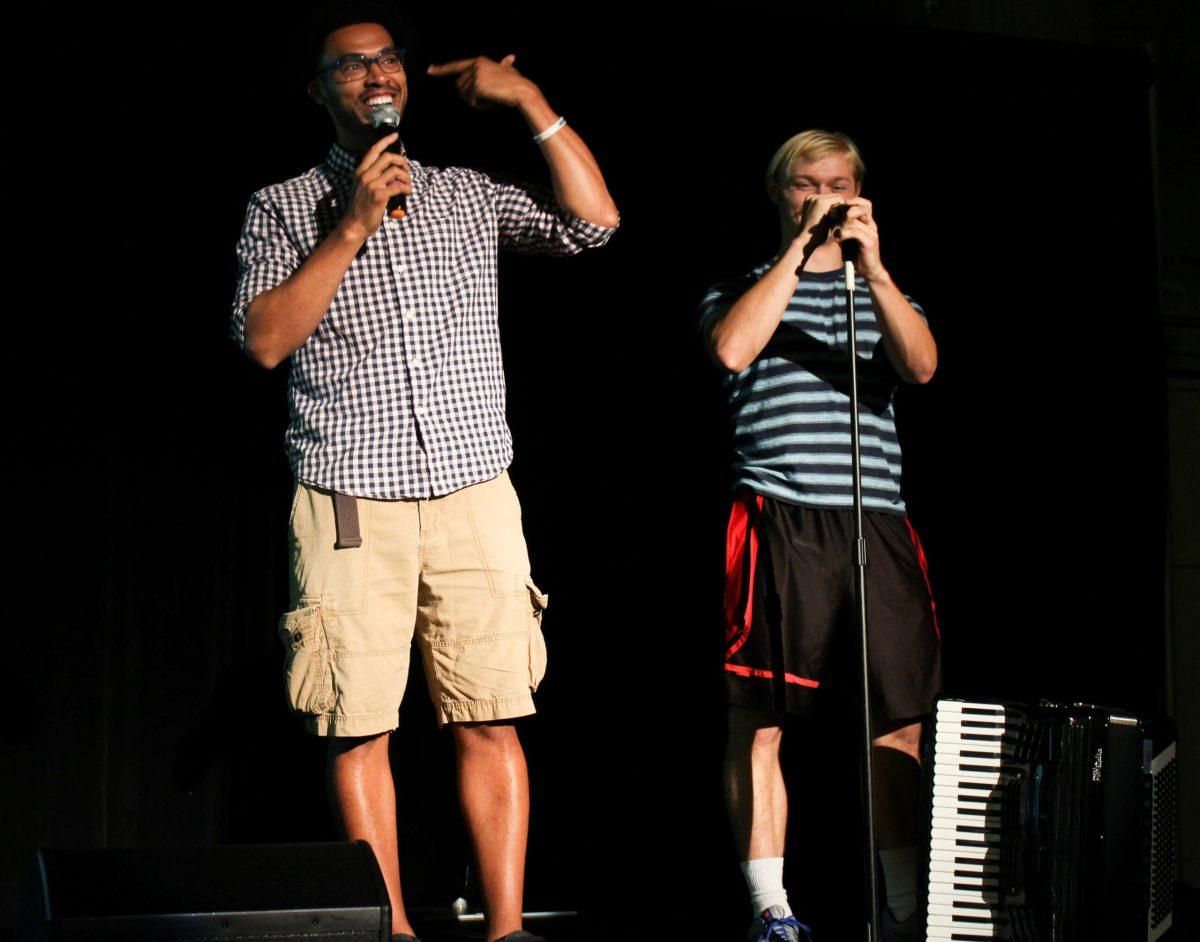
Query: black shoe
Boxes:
[
  {"xmin": 491, "ymin": 932, "xmax": 547, "ymax": 942},
  {"xmin": 879, "ymin": 909, "xmax": 922, "ymax": 942}
]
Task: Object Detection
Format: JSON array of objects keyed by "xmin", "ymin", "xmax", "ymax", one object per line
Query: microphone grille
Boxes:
[{"xmin": 371, "ymin": 104, "xmax": 402, "ymax": 131}]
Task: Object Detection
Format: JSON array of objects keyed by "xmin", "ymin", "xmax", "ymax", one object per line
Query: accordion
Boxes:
[{"xmin": 923, "ymin": 698, "xmax": 1177, "ymax": 941}]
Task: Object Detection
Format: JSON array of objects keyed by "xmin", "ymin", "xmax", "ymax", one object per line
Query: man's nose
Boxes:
[{"xmin": 365, "ymin": 60, "xmax": 391, "ymax": 82}]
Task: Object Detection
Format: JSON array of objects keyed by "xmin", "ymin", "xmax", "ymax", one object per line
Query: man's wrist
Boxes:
[
  {"xmin": 517, "ymin": 84, "xmax": 555, "ymax": 128},
  {"xmin": 334, "ymin": 216, "xmax": 370, "ymax": 249},
  {"xmin": 863, "ymin": 266, "xmax": 894, "ymax": 289},
  {"xmin": 787, "ymin": 233, "xmax": 815, "ymax": 264}
]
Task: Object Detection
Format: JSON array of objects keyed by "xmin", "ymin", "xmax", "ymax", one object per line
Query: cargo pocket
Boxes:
[
  {"xmin": 526, "ymin": 578, "xmax": 548, "ymax": 691},
  {"xmin": 278, "ymin": 604, "xmax": 335, "ymax": 715}
]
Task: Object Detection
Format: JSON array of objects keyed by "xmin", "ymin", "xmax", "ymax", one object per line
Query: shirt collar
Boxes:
[{"xmin": 325, "ymin": 140, "xmax": 415, "ymax": 176}]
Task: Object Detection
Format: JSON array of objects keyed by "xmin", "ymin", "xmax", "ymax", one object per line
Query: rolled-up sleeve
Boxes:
[
  {"xmin": 231, "ymin": 193, "xmax": 303, "ymax": 349},
  {"xmin": 491, "ymin": 178, "xmax": 617, "ymax": 256},
  {"xmin": 699, "ymin": 276, "xmax": 752, "ymax": 334}
]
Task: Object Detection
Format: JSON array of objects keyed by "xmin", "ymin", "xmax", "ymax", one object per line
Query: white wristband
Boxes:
[{"xmin": 532, "ymin": 116, "xmax": 566, "ymax": 144}]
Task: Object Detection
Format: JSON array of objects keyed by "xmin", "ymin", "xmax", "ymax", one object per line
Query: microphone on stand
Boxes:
[
  {"xmin": 829, "ymin": 202, "xmax": 860, "ymax": 266},
  {"xmin": 370, "ymin": 103, "xmax": 407, "ymax": 220}
]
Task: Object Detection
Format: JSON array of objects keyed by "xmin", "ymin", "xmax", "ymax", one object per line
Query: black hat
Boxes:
[{"xmin": 298, "ymin": 1, "xmax": 416, "ymax": 81}]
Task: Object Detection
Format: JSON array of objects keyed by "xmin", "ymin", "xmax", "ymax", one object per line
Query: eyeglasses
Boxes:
[{"xmin": 317, "ymin": 49, "xmax": 406, "ymax": 83}]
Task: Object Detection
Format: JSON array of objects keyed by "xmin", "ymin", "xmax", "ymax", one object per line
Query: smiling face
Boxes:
[
  {"xmin": 771, "ymin": 151, "xmax": 861, "ymax": 234},
  {"xmin": 307, "ymin": 22, "xmax": 408, "ymax": 153}
]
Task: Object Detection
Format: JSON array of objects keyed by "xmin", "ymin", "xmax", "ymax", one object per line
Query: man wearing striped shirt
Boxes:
[
  {"xmin": 231, "ymin": 4, "xmax": 617, "ymax": 942},
  {"xmin": 700, "ymin": 131, "xmax": 939, "ymax": 942}
]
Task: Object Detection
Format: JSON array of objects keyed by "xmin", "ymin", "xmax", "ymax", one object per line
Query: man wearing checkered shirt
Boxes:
[{"xmin": 230, "ymin": 5, "xmax": 617, "ymax": 941}]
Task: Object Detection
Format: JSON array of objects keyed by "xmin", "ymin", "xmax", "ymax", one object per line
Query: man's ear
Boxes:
[
  {"xmin": 307, "ymin": 80, "xmax": 326, "ymax": 107},
  {"xmin": 766, "ymin": 180, "xmax": 781, "ymax": 206}
]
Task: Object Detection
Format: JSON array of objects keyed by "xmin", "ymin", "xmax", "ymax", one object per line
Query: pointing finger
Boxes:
[
  {"xmin": 427, "ymin": 58, "xmax": 476, "ymax": 76},
  {"xmin": 500, "ymin": 54, "xmax": 516, "ymax": 66}
]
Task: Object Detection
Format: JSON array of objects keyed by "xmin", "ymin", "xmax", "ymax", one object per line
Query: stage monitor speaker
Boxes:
[{"xmin": 21, "ymin": 841, "xmax": 390, "ymax": 941}]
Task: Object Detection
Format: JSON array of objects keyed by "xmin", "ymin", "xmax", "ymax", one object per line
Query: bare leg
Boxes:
[
  {"xmin": 871, "ymin": 720, "xmax": 923, "ymax": 850},
  {"xmin": 451, "ymin": 721, "xmax": 529, "ymax": 942},
  {"xmin": 327, "ymin": 733, "xmax": 415, "ymax": 938},
  {"xmin": 871, "ymin": 719, "xmax": 924, "ymax": 924},
  {"xmin": 724, "ymin": 705, "xmax": 787, "ymax": 859}
]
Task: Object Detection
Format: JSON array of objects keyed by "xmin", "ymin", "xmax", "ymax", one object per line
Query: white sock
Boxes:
[
  {"xmin": 740, "ymin": 857, "xmax": 791, "ymax": 917},
  {"xmin": 878, "ymin": 845, "xmax": 919, "ymax": 921}
]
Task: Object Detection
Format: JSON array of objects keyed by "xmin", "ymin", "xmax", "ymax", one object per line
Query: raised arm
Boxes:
[
  {"xmin": 427, "ymin": 55, "xmax": 619, "ymax": 229},
  {"xmin": 704, "ymin": 193, "xmax": 844, "ymax": 373},
  {"xmin": 837, "ymin": 197, "xmax": 937, "ymax": 384}
]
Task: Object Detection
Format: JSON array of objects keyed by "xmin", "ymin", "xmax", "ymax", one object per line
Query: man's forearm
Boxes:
[
  {"xmin": 244, "ymin": 221, "xmax": 368, "ymax": 369},
  {"xmin": 864, "ymin": 272, "xmax": 937, "ymax": 384},
  {"xmin": 707, "ymin": 242, "xmax": 810, "ymax": 373},
  {"xmin": 517, "ymin": 89, "xmax": 619, "ymax": 229}
]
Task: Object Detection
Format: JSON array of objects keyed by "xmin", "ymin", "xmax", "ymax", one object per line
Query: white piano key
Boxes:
[
  {"xmin": 933, "ymin": 783, "xmax": 1005, "ymax": 797},
  {"xmin": 931, "ymin": 827, "xmax": 1000, "ymax": 843},
  {"xmin": 928, "ymin": 912, "xmax": 1002, "ymax": 929},
  {"xmin": 929, "ymin": 848, "xmax": 1002, "ymax": 865},
  {"xmin": 934, "ymin": 747, "xmax": 1006, "ymax": 767},
  {"xmin": 932, "ymin": 794, "xmax": 1002, "ymax": 812},
  {"xmin": 937, "ymin": 699, "xmax": 1009, "ymax": 714},
  {"xmin": 934, "ymin": 722, "xmax": 1010, "ymax": 737},
  {"xmin": 929, "ymin": 873, "xmax": 1002, "ymax": 889},
  {"xmin": 929, "ymin": 858, "xmax": 999, "ymax": 874},
  {"xmin": 933, "ymin": 777, "xmax": 1005, "ymax": 793},
  {"xmin": 930, "ymin": 839, "xmax": 993, "ymax": 858},
  {"xmin": 926, "ymin": 928, "xmax": 1001, "ymax": 940},
  {"xmin": 934, "ymin": 739, "xmax": 1010, "ymax": 756},
  {"xmin": 928, "ymin": 888, "xmax": 1002, "ymax": 906},
  {"xmin": 929, "ymin": 869, "xmax": 1001, "ymax": 884},
  {"xmin": 929, "ymin": 903, "xmax": 1002, "ymax": 917},
  {"xmin": 930, "ymin": 868, "xmax": 1001, "ymax": 881},
  {"xmin": 933, "ymin": 765, "xmax": 1005, "ymax": 784}
]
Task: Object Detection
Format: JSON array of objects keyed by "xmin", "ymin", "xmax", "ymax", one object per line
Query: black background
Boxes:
[{"xmin": 5, "ymin": 3, "xmax": 1167, "ymax": 939}]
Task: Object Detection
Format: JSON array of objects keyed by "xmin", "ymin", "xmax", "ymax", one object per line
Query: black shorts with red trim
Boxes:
[{"xmin": 723, "ymin": 491, "xmax": 942, "ymax": 719}]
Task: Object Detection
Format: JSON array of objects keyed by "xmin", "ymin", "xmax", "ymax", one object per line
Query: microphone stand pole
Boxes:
[{"xmin": 843, "ymin": 250, "xmax": 881, "ymax": 942}]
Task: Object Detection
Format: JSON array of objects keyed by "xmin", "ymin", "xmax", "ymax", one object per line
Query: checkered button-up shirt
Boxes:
[{"xmin": 233, "ymin": 143, "xmax": 615, "ymax": 499}]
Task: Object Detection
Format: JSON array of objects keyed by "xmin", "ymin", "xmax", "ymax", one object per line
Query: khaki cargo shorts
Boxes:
[{"xmin": 277, "ymin": 471, "xmax": 548, "ymax": 735}]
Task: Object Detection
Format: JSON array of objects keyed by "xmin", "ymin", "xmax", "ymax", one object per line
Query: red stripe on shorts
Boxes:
[
  {"xmin": 724, "ymin": 492, "xmax": 763, "ymax": 659},
  {"xmin": 724, "ymin": 662, "xmax": 821, "ymax": 689},
  {"xmin": 904, "ymin": 518, "xmax": 941, "ymax": 642}
]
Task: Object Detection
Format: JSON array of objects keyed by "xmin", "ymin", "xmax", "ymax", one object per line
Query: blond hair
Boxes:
[{"xmin": 765, "ymin": 130, "xmax": 865, "ymax": 193}]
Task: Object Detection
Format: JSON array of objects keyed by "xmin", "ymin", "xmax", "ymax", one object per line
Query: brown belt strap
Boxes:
[{"xmin": 332, "ymin": 492, "xmax": 362, "ymax": 549}]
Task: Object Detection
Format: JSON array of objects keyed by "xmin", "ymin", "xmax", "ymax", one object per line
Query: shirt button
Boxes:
[
  {"xmin": 403, "ymin": 310, "xmax": 415, "ymax": 322},
  {"xmin": 408, "ymin": 356, "xmax": 421, "ymax": 368},
  {"xmin": 393, "ymin": 263, "xmax": 404, "ymax": 275},
  {"xmin": 414, "ymin": 405, "xmax": 425, "ymax": 416}
]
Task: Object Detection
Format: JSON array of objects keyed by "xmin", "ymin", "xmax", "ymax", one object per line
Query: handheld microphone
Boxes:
[
  {"xmin": 828, "ymin": 203, "xmax": 860, "ymax": 265},
  {"xmin": 370, "ymin": 103, "xmax": 406, "ymax": 219}
]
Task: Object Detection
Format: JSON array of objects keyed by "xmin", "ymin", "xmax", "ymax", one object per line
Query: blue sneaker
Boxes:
[{"xmin": 748, "ymin": 905, "xmax": 814, "ymax": 941}]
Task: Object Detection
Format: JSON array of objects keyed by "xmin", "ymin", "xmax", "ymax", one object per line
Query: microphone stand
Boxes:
[{"xmin": 843, "ymin": 246, "xmax": 881, "ymax": 942}]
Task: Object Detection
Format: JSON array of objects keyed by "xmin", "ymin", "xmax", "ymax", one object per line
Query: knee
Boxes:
[
  {"xmin": 871, "ymin": 720, "xmax": 922, "ymax": 761},
  {"xmin": 326, "ymin": 731, "xmax": 391, "ymax": 768},
  {"xmin": 451, "ymin": 720, "xmax": 520, "ymax": 754},
  {"xmin": 728, "ymin": 708, "xmax": 783, "ymax": 759}
]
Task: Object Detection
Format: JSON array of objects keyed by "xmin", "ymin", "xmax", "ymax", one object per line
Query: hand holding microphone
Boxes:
[
  {"xmin": 832, "ymin": 198, "xmax": 885, "ymax": 281},
  {"xmin": 825, "ymin": 203, "xmax": 861, "ymax": 266},
  {"xmin": 371, "ymin": 103, "xmax": 407, "ymax": 219},
  {"xmin": 342, "ymin": 131, "xmax": 412, "ymax": 244}
]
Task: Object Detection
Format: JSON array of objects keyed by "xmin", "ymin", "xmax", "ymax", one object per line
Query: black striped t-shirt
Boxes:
[{"xmin": 700, "ymin": 263, "xmax": 925, "ymax": 515}]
